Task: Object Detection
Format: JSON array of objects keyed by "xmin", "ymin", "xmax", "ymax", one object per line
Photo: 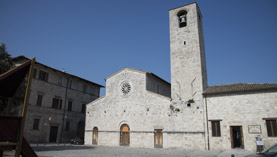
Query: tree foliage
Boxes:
[
  {"xmin": 0, "ymin": 43, "xmax": 14, "ymax": 74},
  {"xmin": 0, "ymin": 43, "xmax": 22, "ymax": 115}
]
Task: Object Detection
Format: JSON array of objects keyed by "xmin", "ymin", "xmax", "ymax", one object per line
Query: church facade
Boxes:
[{"xmin": 85, "ymin": 3, "xmax": 277, "ymax": 151}]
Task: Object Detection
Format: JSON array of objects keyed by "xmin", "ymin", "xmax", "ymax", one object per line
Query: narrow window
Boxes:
[
  {"xmin": 266, "ymin": 120, "xmax": 277, "ymax": 137},
  {"xmin": 68, "ymin": 100, "xmax": 72, "ymax": 111},
  {"xmin": 65, "ymin": 121, "xmax": 70, "ymax": 131},
  {"xmin": 211, "ymin": 121, "xmax": 221, "ymax": 137},
  {"xmin": 68, "ymin": 80, "xmax": 72, "ymax": 88},
  {"xmin": 156, "ymin": 84, "xmax": 160, "ymax": 94},
  {"xmin": 81, "ymin": 104, "xmax": 86, "ymax": 113},
  {"xmin": 33, "ymin": 69, "xmax": 37, "ymax": 79},
  {"xmin": 83, "ymin": 85, "xmax": 87, "ymax": 93},
  {"xmin": 58, "ymin": 76, "xmax": 62, "ymax": 86},
  {"xmin": 68, "ymin": 80, "xmax": 77, "ymax": 90},
  {"xmin": 52, "ymin": 97, "xmax": 62, "ymax": 109},
  {"xmin": 177, "ymin": 10, "xmax": 187, "ymax": 28},
  {"xmin": 36, "ymin": 94, "xmax": 43, "ymax": 106},
  {"xmin": 90, "ymin": 87, "xmax": 94, "ymax": 95},
  {"xmin": 38, "ymin": 70, "xmax": 48, "ymax": 82},
  {"xmin": 33, "ymin": 119, "xmax": 40, "ymax": 130}
]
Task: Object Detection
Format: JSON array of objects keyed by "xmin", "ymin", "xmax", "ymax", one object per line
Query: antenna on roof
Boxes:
[{"xmin": 62, "ymin": 68, "xmax": 66, "ymax": 73}]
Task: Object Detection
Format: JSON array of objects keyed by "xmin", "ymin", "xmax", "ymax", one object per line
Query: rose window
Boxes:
[{"xmin": 121, "ymin": 82, "xmax": 131, "ymax": 96}]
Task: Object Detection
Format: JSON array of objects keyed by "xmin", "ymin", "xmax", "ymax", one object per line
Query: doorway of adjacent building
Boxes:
[
  {"xmin": 92, "ymin": 127, "xmax": 98, "ymax": 145},
  {"xmin": 230, "ymin": 126, "xmax": 244, "ymax": 149},
  {"xmin": 120, "ymin": 124, "xmax": 130, "ymax": 146},
  {"xmin": 154, "ymin": 129, "xmax": 163, "ymax": 148},
  {"xmin": 77, "ymin": 121, "xmax": 85, "ymax": 141},
  {"xmin": 49, "ymin": 126, "xmax": 58, "ymax": 143}
]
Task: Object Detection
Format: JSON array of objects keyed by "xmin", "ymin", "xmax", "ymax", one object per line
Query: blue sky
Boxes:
[{"xmin": 0, "ymin": 0, "xmax": 276, "ymax": 96}]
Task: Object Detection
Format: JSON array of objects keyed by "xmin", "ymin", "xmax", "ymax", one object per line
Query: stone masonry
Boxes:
[{"xmin": 85, "ymin": 2, "xmax": 277, "ymax": 151}]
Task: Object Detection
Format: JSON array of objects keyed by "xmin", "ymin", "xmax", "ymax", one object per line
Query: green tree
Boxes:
[
  {"xmin": 0, "ymin": 43, "xmax": 14, "ymax": 74},
  {"xmin": 0, "ymin": 43, "xmax": 17, "ymax": 114}
]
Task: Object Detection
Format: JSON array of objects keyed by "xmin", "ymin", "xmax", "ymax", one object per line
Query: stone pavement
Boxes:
[{"xmin": 31, "ymin": 144, "xmax": 256, "ymax": 157}]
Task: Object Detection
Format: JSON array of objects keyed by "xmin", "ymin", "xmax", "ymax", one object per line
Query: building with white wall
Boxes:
[{"xmin": 85, "ymin": 3, "xmax": 277, "ymax": 151}]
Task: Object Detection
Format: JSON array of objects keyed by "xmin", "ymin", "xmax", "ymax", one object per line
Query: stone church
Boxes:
[{"xmin": 85, "ymin": 3, "xmax": 277, "ymax": 151}]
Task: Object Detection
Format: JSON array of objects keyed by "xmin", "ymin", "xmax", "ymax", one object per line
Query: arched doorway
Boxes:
[
  {"xmin": 92, "ymin": 127, "xmax": 98, "ymax": 145},
  {"xmin": 120, "ymin": 124, "xmax": 130, "ymax": 146}
]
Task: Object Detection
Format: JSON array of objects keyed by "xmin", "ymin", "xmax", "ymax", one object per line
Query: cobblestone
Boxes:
[{"xmin": 32, "ymin": 144, "xmax": 255, "ymax": 157}]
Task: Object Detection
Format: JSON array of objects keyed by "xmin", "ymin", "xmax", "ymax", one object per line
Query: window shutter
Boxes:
[
  {"xmin": 59, "ymin": 99, "xmax": 62, "ymax": 109},
  {"xmin": 273, "ymin": 120, "xmax": 277, "ymax": 136},
  {"xmin": 211, "ymin": 121, "xmax": 221, "ymax": 137},
  {"xmin": 45, "ymin": 72, "xmax": 48, "ymax": 82},
  {"xmin": 266, "ymin": 120, "xmax": 273, "ymax": 137},
  {"xmin": 217, "ymin": 121, "xmax": 221, "ymax": 136},
  {"xmin": 212, "ymin": 122, "xmax": 216, "ymax": 136}
]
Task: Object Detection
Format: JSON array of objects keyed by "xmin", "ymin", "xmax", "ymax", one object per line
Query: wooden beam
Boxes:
[{"xmin": 15, "ymin": 58, "xmax": 35, "ymax": 157}]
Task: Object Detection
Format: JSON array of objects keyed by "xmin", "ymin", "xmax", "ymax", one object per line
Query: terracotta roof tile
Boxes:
[{"xmin": 203, "ymin": 83, "xmax": 277, "ymax": 96}]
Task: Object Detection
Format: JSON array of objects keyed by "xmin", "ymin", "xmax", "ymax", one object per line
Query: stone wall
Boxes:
[
  {"xmin": 206, "ymin": 91, "xmax": 277, "ymax": 151},
  {"xmin": 22, "ymin": 62, "xmax": 100, "ymax": 143},
  {"xmin": 169, "ymin": 3, "xmax": 207, "ymax": 101},
  {"xmin": 85, "ymin": 68, "xmax": 207, "ymax": 149},
  {"xmin": 146, "ymin": 73, "xmax": 171, "ymax": 97}
]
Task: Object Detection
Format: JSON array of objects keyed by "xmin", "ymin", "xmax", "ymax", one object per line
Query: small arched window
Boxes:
[{"xmin": 177, "ymin": 10, "xmax": 187, "ymax": 28}]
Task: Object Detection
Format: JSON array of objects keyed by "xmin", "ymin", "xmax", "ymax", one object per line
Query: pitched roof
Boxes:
[
  {"xmin": 0, "ymin": 59, "xmax": 32, "ymax": 97},
  {"xmin": 203, "ymin": 83, "xmax": 277, "ymax": 96},
  {"xmin": 12, "ymin": 55, "xmax": 104, "ymax": 87},
  {"xmin": 105, "ymin": 67, "xmax": 170, "ymax": 85}
]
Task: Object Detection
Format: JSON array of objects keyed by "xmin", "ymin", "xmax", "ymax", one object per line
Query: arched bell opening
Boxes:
[{"xmin": 177, "ymin": 10, "xmax": 187, "ymax": 28}]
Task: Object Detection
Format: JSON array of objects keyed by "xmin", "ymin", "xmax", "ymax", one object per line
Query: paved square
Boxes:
[{"xmin": 33, "ymin": 145, "xmax": 255, "ymax": 157}]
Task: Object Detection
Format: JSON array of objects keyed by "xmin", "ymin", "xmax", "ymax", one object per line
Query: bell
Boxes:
[{"xmin": 179, "ymin": 15, "xmax": 186, "ymax": 23}]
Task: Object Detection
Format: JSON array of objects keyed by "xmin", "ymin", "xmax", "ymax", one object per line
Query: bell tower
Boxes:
[{"xmin": 169, "ymin": 3, "xmax": 207, "ymax": 103}]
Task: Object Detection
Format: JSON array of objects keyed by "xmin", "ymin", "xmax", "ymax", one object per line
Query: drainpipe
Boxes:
[
  {"xmin": 60, "ymin": 77, "xmax": 69, "ymax": 143},
  {"xmin": 204, "ymin": 95, "xmax": 210, "ymax": 150}
]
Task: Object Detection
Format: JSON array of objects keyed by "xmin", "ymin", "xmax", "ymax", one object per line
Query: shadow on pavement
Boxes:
[{"xmin": 33, "ymin": 145, "xmax": 96, "ymax": 152}]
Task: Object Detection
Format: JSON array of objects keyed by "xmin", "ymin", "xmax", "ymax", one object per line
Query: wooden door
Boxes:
[
  {"xmin": 92, "ymin": 127, "xmax": 98, "ymax": 145},
  {"xmin": 49, "ymin": 126, "xmax": 58, "ymax": 143},
  {"xmin": 154, "ymin": 129, "xmax": 163, "ymax": 148},
  {"xmin": 239, "ymin": 126, "xmax": 244, "ymax": 149},
  {"xmin": 230, "ymin": 126, "xmax": 244, "ymax": 149},
  {"xmin": 120, "ymin": 124, "xmax": 130, "ymax": 146}
]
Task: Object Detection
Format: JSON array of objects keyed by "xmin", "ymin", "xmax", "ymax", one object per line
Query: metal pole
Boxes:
[
  {"xmin": 204, "ymin": 96, "xmax": 210, "ymax": 150},
  {"xmin": 60, "ymin": 77, "xmax": 69, "ymax": 143}
]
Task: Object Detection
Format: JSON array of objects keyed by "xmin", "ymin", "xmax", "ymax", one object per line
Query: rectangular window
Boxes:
[
  {"xmin": 90, "ymin": 87, "xmax": 94, "ymax": 95},
  {"xmin": 65, "ymin": 121, "xmax": 70, "ymax": 131},
  {"xmin": 68, "ymin": 80, "xmax": 77, "ymax": 90},
  {"xmin": 211, "ymin": 121, "xmax": 221, "ymax": 137},
  {"xmin": 83, "ymin": 85, "xmax": 87, "ymax": 93},
  {"xmin": 36, "ymin": 94, "xmax": 43, "ymax": 106},
  {"xmin": 81, "ymin": 104, "xmax": 86, "ymax": 113},
  {"xmin": 58, "ymin": 76, "xmax": 62, "ymax": 86},
  {"xmin": 38, "ymin": 70, "xmax": 48, "ymax": 82},
  {"xmin": 68, "ymin": 101, "xmax": 72, "ymax": 111},
  {"xmin": 52, "ymin": 97, "xmax": 62, "ymax": 109},
  {"xmin": 33, "ymin": 69, "xmax": 37, "ymax": 79},
  {"xmin": 156, "ymin": 84, "xmax": 160, "ymax": 94},
  {"xmin": 266, "ymin": 120, "xmax": 277, "ymax": 137},
  {"xmin": 33, "ymin": 119, "xmax": 40, "ymax": 130}
]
